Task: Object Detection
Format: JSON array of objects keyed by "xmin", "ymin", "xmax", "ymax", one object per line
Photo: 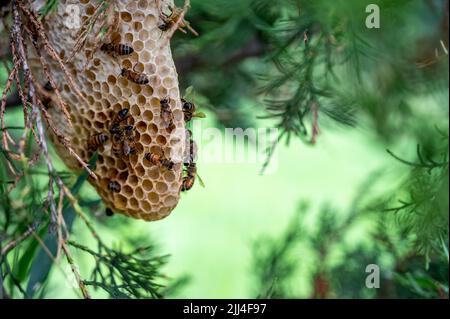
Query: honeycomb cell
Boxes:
[
  {"xmin": 87, "ymin": 110, "xmax": 95, "ymax": 119},
  {"xmin": 148, "ymin": 192, "xmax": 159, "ymax": 204},
  {"xmin": 162, "ymin": 76, "xmax": 175, "ymax": 88},
  {"xmin": 112, "ymin": 86, "xmax": 123, "ymax": 97},
  {"xmin": 156, "ymin": 135, "xmax": 167, "ymax": 145},
  {"xmin": 133, "ymin": 22, "xmax": 143, "ymax": 32},
  {"xmin": 122, "ymin": 101, "xmax": 131, "ymax": 110},
  {"xmin": 101, "ymin": 82, "xmax": 110, "ymax": 93},
  {"xmin": 117, "ymin": 171, "xmax": 129, "ymax": 182},
  {"xmin": 156, "ymin": 182, "xmax": 168, "ymax": 194},
  {"xmin": 148, "ymin": 123, "xmax": 158, "ymax": 135},
  {"xmin": 116, "ymin": 159, "xmax": 127, "ymax": 170},
  {"xmin": 131, "ymin": 83, "xmax": 142, "ymax": 95},
  {"xmin": 86, "ymin": 5, "xmax": 96, "ymax": 16},
  {"xmin": 145, "ymin": 40, "xmax": 156, "ymax": 51},
  {"xmin": 142, "ymin": 179, "xmax": 153, "ymax": 191},
  {"xmin": 159, "ymin": 66, "xmax": 171, "ymax": 77},
  {"xmin": 93, "ymin": 92, "xmax": 102, "ymax": 100},
  {"xmin": 105, "ymin": 156, "xmax": 116, "ymax": 167},
  {"xmin": 141, "ymin": 201, "xmax": 151, "ymax": 212},
  {"xmin": 149, "ymin": 75, "xmax": 161, "ymax": 87},
  {"xmin": 128, "ymin": 174, "xmax": 139, "ymax": 186},
  {"xmin": 122, "ymin": 185, "xmax": 133, "ymax": 197},
  {"xmin": 107, "ymin": 168, "xmax": 120, "ymax": 179},
  {"xmin": 130, "ymin": 104, "xmax": 141, "ymax": 116},
  {"xmin": 157, "ymin": 86, "xmax": 168, "ymax": 97},
  {"xmin": 155, "ymin": 55, "xmax": 166, "ymax": 65},
  {"xmin": 141, "ymin": 134, "xmax": 152, "ymax": 145},
  {"xmin": 135, "ymin": 186, "xmax": 144, "ymax": 199},
  {"xmin": 93, "ymin": 58, "xmax": 101, "ymax": 67},
  {"xmin": 129, "ymin": 198, "xmax": 139, "ymax": 210},
  {"xmin": 94, "ymin": 121, "xmax": 104, "ymax": 130},
  {"xmin": 163, "ymin": 170, "xmax": 176, "ymax": 183},
  {"xmin": 116, "ymin": 194, "xmax": 128, "ymax": 209},
  {"xmin": 144, "ymin": 14, "xmax": 156, "ymax": 29},
  {"xmin": 138, "ymin": 0, "xmax": 148, "ymax": 10},
  {"xmin": 135, "ymin": 164, "xmax": 145, "ymax": 177},
  {"xmin": 143, "ymin": 110, "xmax": 153, "ymax": 121},
  {"xmin": 139, "ymin": 30, "xmax": 150, "ymax": 41},
  {"xmin": 147, "ymin": 166, "xmax": 159, "ymax": 180},
  {"xmin": 87, "ymin": 95, "xmax": 95, "ymax": 105},
  {"xmin": 136, "ymin": 121, "xmax": 147, "ymax": 133},
  {"xmin": 126, "ymin": 1, "xmax": 137, "ymax": 11},
  {"xmin": 107, "ymin": 75, "xmax": 117, "ymax": 86},
  {"xmin": 164, "ymin": 195, "xmax": 177, "ymax": 207},
  {"xmin": 121, "ymin": 12, "xmax": 132, "ymax": 22},
  {"xmin": 124, "ymin": 33, "xmax": 134, "ymax": 43},
  {"xmin": 85, "ymin": 70, "xmax": 96, "ymax": 81}
]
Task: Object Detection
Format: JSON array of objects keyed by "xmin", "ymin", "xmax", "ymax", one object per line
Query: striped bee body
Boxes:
[
  {"xmin": 101, "ymin": 43, "xmax": 134, "ymax": 56},
  {"xmin": 87, "ymin": 133, "xmax": 109, "ymax": 151},
  {"xmin": 120, "ymin": 68, "xmax": 149, "ymax": 85}
]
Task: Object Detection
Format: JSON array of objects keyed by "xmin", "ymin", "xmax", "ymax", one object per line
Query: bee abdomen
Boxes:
[
  {"xmin": 135, "ymin": 74, "xmax": 149, "ymax": 85},
  {"xmin": 87, "ymin": 133, "xmax": 109, "ymax": 150},
  {"xmin": 117, "ymin": 44, "xmax": 134, "ymax": 55},
  {"xmin": 181, "ymin": 176, "xmax": 195, "ymax": 191}
]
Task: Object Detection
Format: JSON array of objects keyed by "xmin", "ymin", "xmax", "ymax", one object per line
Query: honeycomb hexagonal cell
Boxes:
[{"xmin": 28, "ymin": 0, "xmax": 186, "ymax": 221}]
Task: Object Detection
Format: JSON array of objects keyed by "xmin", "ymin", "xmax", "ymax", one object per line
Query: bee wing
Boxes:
[
  {"xmin": 197, "ymin": 173, "xmax": 206, "ymax": 188},
  {"xmin": 193, "ymin": 111, "xmax": 207, "ymax": 119},
  {"xmin": 184, "ymin": 86, "xmax": 195, "ymax": 100}
]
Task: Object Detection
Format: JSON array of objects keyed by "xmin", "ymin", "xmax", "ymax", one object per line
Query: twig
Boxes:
[
  {"xmin": 1, "ymin": 226, "xmax": 34, "ymax": 256},
  {"xmin": 310, "ymin": 101, "xmax": 320, "ymax": 145},
  {"xmin": 61, "ymin": 241, "xmax": 91, "ymax": 299}
]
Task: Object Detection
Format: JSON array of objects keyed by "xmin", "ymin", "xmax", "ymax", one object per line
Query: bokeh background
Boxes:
[{"xmin": 1, "ymin": 0, "xmax": 448, "ymax": 299}]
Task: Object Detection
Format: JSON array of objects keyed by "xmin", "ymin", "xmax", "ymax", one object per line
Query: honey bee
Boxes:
[
  {"xmin": 158, "ymin": 5, "xmax": 199, "ymax": 36},
  {"xmin": 120, "ymin": 68, "xmax": 149, "ymax": 85},
  {"xmin": 181, "ymin": 162, "xmax": 197, "ymax": 191},
  {"xmin": 184, "ymin": 129, "xmax": 197, "ymax": 164},
  {"xmin": 87, "ymin": 133, "xmax": 109, "ymax": 151},
  {"xmin": 107, "ymin": 181, "xmax": 121, "ymax": 193},
  {"xmin": 181, "ymin": 98, "xmax": 206, "ymax": 123},
  {"xmin": 182, "ymin": 128, "xmax": 204, "ymax": 191},
  {"xmin": 144, "ymin": 152, "xmax": 174, "ymax": 170},
  {"xmin": 101, "ymin": 43, "xmax": 134, "ymax": 57},
  {"xmin": 122, "ymin": 125, "xmax": 137, "ymax": 156},
  {"xmin": 160, "ymin": 98, "xmax": 174, "ymax": 129},
  {"xmin": 109, "ymin": 108, "xmax": 129, "ymax": 132}
]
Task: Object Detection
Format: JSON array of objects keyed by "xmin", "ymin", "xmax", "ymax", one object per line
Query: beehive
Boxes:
[{"xmin": 28, "ymin": 0, "xmax": 186, "ymax": 221}]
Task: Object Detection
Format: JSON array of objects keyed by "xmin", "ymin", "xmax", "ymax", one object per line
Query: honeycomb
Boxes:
[{"xmin": 28, "ymin": 0, "xmax": 187, "ymax": 221}]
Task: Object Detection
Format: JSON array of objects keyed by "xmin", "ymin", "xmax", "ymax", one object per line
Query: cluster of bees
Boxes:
[
  {"xmin": 92, "ymin": 99, "xmax": 202, "ymax": 196},
  {"xmin": 84, "ymin": 6, "xmax": 203, "ymax": 216},
  {"xmin": 37, "ymin": 4, "xmax": 201, "ymax": 217}
]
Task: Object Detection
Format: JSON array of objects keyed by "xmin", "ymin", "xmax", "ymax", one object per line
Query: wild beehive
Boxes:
[{"xmin": 28, "ymin": 0, "xmax": 187, "ymax": 221}]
